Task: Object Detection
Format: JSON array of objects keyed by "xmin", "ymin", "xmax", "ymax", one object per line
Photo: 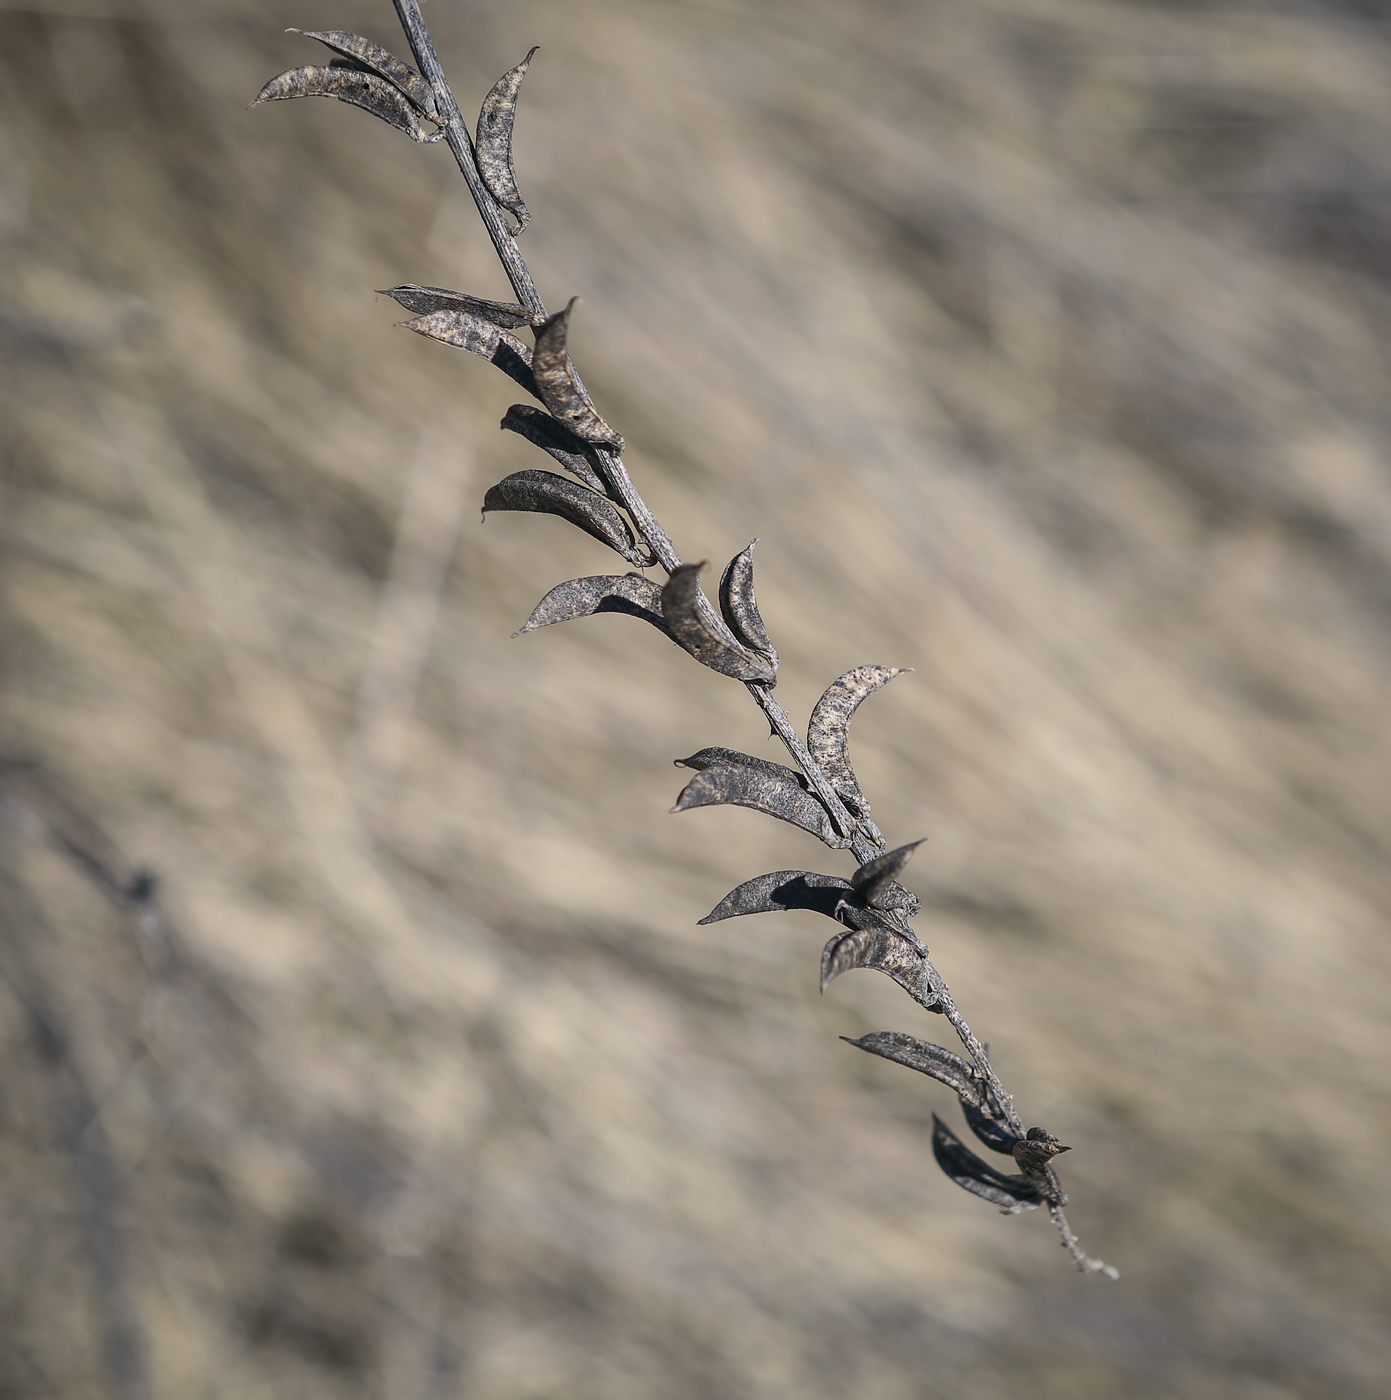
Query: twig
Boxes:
[{"xmin": 250, "ymin": 0, "xmax": 1117, "ymax": 1277}]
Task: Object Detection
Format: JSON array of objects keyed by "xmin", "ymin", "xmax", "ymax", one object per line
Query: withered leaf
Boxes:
[
  {"xmin": 286, "ymin": 29, "xmax": 436, "ymax": 114},
  {"xmin": 382, "ymin": 284, "xmax": 538, "ymax": 329},
  {"xmin": 719, "ymin": 541, "xmax": 777, "ymax": 666},
  {"xmin": 514, "ymin": 574, "xmax": 670, "ymax": 639},
  {"xmin": 500, "ymin": 404, "xmax": 613, "ymax": 497},
  {"xmin": 532, "ymin": 300, "xmax": 624, "ymax": 449},
  {"xmin": 675, "ymin": 747, "xmax": 808, "ymax": 791},
  {"xmin": 841, "ymin": 1031, "xmax": 981, "ymax": 1102},
  {"xmin": 661, "ymin": 564, "xmax": 777, "ymax": 684},
  {"xmin": 932, "ymin": 1115, "xmax": 1046, "ymax": 1214},
  {"xmin": 851, "ymin": 839, "xmax": 924, "ymax": 913},
  {"xmin": 697, "ymin": 870, "xmax": 854, "ymax": 926},
  {"xmin": 963, "ymin": 1099, "xmax": 1021, "ymax": 1157},
  {"xmin": 476, "ymin": 46, "xmax": 538, "ymax": 235},
  {"xmin": 820, "ymin": 924, "xmax": 934, "ymax": 1001},
  {"xmin": 250, "ymin": 66, "xmax": 430, "ymax": 142},
  {"xmin": 674, "ymin": 766, "xmax": 842, "ymax": 846},
  {"xmin": 807, "ymin": 665, "xmax": 912, "ymax": 814},
  {"xmin": 401, "ymin": 310, "xmax": 539, "ymax": 399},
  {"xmin": 482, "ymin": 470, "xmax": 652, "ymax": 566}
]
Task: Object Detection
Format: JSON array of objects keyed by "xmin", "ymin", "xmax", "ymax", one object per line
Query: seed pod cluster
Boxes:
[
  {"xmin": 695, "ymin": 842, "xmax": 936, "ymax": 1011},
  {"xmin": 253, "ymin": 4, "xmax": 1114, "ymax": 1277},
  {"xmin": 660, "ymin": 564, "xmax": 776, "ymax": 683}
]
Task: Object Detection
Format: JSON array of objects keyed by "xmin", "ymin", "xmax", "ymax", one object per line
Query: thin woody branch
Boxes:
[{"xmin": 251, "ymin": 0, "xmax": 1117, "ymax": 1280}]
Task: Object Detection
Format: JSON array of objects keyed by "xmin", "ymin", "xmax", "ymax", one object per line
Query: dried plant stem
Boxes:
[
  {"xmin": 593, "ymin": 447, "xmax": 680, "ymax": 572},
  {"xmin": 258, "ymin": 0, "xmax": 1116, "ymax": 1278}
]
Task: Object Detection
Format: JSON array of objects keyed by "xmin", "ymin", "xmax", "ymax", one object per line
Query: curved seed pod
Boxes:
[
  {"xmin": 514, "ymin": 574, "xmax": 670, "ymax": 639},
  {"xmin": 675, "ymin": 747, "xmax": 808, "ymax": 792},
  {"xmin": 697, "ymin": 870, "xmax": 854, "ymax": 926},
  {"xmin": 401, "ymin": 310, "xmax": 539, "ymax": 400},
  {"xmin": 483, "ymin": 471, "xmax": 653, "ymax": 567},
  {"xmin": 851, "ymin": 839, "xmax": 924, "ymax": 913},
  {"xmin": 286, "ymin": 29, "xmax": 436, "ymax": 114},
  {"xmin": 500, "ymin": 404, "xmax": 613, "ymax": 498},
  {"xmin": 532, "ymin": 300, "xmax": 624, "ymax": 449},
  {"xmin": 476, "ymin": 47, "xmax": 538, "ymax": 235},
  {"xmin": 250, "ymin": 66, "xmax": 429, "ymax": 142},
  {"xmin": 382, "ymin": 284, "xmax": 539, "ymax": 329},
  {"xmin": 661, "ymin": 564, "xmax": 777, "ymax": 684},
  {"xmin": 718, "ymin": 541, "xmax": 777, "ymax": 665},
  {"xmin": 820, "ymin": 924, "xmax": 934, "ymax": 1002},
  {"xmin": 963, "ymin": 1099, "xmax": 1020, "ymax": 1157},
  {"xmin": 807, "ymin": 665, "xmax": 912, "ymax": 814},
  {"xmin": 931, "ymin": 1116, "xmax": 1047, "ymax": 1214},
  {"xmin": 841, "ymin": 1031, "xmax": 981, "ymax": 1102},
  {"xmin": 674, "ymin": 766, "xmax": 842, "ymax": 847}
]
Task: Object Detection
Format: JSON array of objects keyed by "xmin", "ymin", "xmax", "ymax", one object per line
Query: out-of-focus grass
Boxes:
[{"xmin": 2, "ymin": 1, "xmax": 1391, "ymax": 1396}]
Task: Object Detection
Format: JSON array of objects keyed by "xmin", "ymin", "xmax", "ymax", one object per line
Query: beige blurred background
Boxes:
[{"xmin": 3, "ymin": 0, "xmax": 1391, "ymax": 1395}]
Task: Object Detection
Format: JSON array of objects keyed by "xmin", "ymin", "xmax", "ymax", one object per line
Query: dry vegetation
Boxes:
[{"xmin": 3, "ymin": 0, "xmax": 1391, "ymax": 1397}]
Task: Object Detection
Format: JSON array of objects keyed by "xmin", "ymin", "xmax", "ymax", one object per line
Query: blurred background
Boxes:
[{"xmin": 3, "ymin": 0, "xmax": 1391, "ymax": 1395}]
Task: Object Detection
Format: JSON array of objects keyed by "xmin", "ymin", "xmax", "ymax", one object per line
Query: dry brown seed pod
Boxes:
[
  {"xmin": 532, "ymin": 300, "xmax": 624, "ymax": 449},
  {"xmin": 476, "ymin": 47, "xmax": 539, "ymax": 235},
  {"xmin": 697, "ymin": 869, "xmax": 854, "ymax": 925},
  {"xmin": 482, "ymin": 470, "xmax": 653, "ymax": 567},
  {"xmin": 514, "ymin": 574, "xmax": 669, "ymax": 638},
  {"xmin": 661, "ymin": 564, "xmax": 777, "ymax": 683},
  {"xmin": 675, "ymin": 747, "xmax": 808, "ymax": 791},
  {"xmin": 400, "ymin": 310, "xmax": 539, "ymax": 399},
  {"xmin": 673, "ymin": 766, "xmax": 842, "ymax": 846},
  {"xmin": 841, "ymin": 1031, "xmax": 982, "ymax": 1101},
  {"xmin": 850, "ymin": 839, "xmax": 924, "ymax": 912},
  {"xmin": 287, "ymin": 29, "xmax": 436, "ymax": 114},
  {"xmin": 961, "ymin": 1099, "xmax": 1020, "ymax": 1156},
  {"xmin": 931, "ymin": 1116, "xmax": 1048, "ymax": 1215},
  {"xmin": 844, "ymin": 1032, "xmax": 1015, "ymax": 1149},
  {"xmin": 500, "ymin": 404, "xmax": 614, "ymax": 497},
  {"xmin": 807, "ymin": 665, "xmax": 912, "ymax": 814},
  {"xmin": 718, "ymin": 541, "xmax": 777, "ymax": 665},
  {"xmin": 820, "ymin": 923, "xmax": 934, "ymax": 1004},
  {"xmin": 249, "ymin": 65, "xmax": 431, "ymax": 142},
  {"xmin": 382, "ymin": 284, "xmax": 539, "ymax": 329}
]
